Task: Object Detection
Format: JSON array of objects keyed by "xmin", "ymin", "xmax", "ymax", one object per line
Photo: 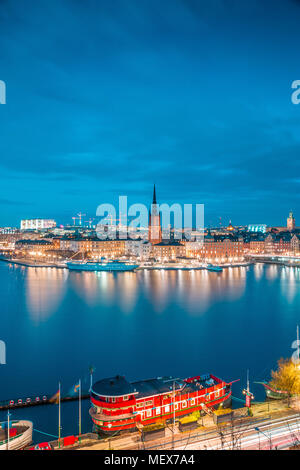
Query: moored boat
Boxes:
[
  {"xmin": 0, "ymin": 420, "xmax": 33, "ymax": 450},
  {"xmin": 207, "ymin": 264, "xmax": 223, "ymax": 272},
  {"xmin": 67, "ymin": 260, "xmax": 139, "ymax": 272},
  {"xmin": 90, "ymin": 373, "xmax": 233, "ymax": 434},
  {"xmin": 255, "ymin": 381, "xmax": 290, "ymax": 400}
]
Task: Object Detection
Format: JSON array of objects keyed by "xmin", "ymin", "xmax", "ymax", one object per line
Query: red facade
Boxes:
[{"xmin": 90, "ymin": 374, "xmax": 232, "ymax": 433}]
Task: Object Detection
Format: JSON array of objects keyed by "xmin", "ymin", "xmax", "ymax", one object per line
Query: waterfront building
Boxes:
[
  {"xmin": 151, "ymin": 241, "xmax": 185, "ymax": 261},
  {"xmin": 148, "ymin": 185, "xmax": 162, "ymax": 244},
  {"xmin": 20, "ymin": 219, "xmax": 56, "ymax": 231},
  {"xmin": 14, "ymin": 239, "xmax": 53, "ymax": 255},
  {"xmin": 291, "ymin": 234, "xmax": 300, "ymax": 255},
  {"xmin": 248, "ymin": 234, "xmax": 266, "ymax": 254},
  {"xmin": 59, "ymin": 237, "xmax": 126, "ymax": 258},
  {"xmin": 139, "ymin": 241, "xmax": 153, "ymax": 260},
  {"xmin": 287, "ymin": 211, "xmax": 296, "ymax": 231},
  {"xmin": 125, "ymin": 239, "xmax": 144, "ymax": 257},
  {"xmin": 264, "ymin": 232, "xmax": 292, "ymax": 254},
  {"xmin": 186, "ymin": 232, "xmax": 244, "ymax": 263}
]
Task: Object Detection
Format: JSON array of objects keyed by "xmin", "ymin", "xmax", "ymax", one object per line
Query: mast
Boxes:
[
  {"xmin": 79, "ymin": 379, "xmax": 82, "ymax": 442},
  {"xmin": 243, "ymin": 370, "xmax": 254, "ymax": 410},
  {"xmin": 58, "ymin": 382, "xmax": 61, "ymax": 448},
  {"xmin": 7, "ymin": 411, "xmax": 10, "ymax": 451},
  {"xmin": 173, "ymin": 380, "xmax": 176, "ymax": 432}
]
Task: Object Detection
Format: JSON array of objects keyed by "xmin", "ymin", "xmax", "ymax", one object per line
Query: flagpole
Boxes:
[
  {"xmin": 58, "ymin": 382, "xmax": 61, "ymax": 448},
  {"xmin": 7, "ymin": 411, "xmax": 10, "ymax": 451},
  {"xmin": 79, "ymin": 379, "xmax": 82, "ymax": 442}
]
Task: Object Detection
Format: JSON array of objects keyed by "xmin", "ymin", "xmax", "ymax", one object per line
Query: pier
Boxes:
[{"xmin": 0, "ymin": 393, "xmax": 90, "ymax": 411}]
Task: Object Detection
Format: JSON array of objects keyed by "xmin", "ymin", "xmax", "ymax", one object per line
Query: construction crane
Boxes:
[
  {"xmin": 77, "ymin": 212, "xmax": 86, "ymax": 226},
  {"xmin": 85, "ymin": 218, "xmax": 95, "ymax": 229}
]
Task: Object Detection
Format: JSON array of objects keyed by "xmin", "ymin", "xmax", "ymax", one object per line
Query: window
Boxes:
[
  {"xmin": 156, "ymin": 407, "xmax": 160, "ymax": 415},
  {"xmin": 215, "ymin": 391, "xmax": 219, "ymax": 398},
  {"xmin": 182, "ymin": 401, "xmax": 187, "ymax": 408},
  {"xmin": 123, "ymin": 395, "xmax": 129, "ymax": 401},
  {"xmin": 112, "ymin": 397, "xmax": 116, "ymax": 403},
  {"xmin": 147, "ymin": 409, "xmax": 152, "ymax": 418},
  {"xmin": 165, "ymin": 405, "xmax": 170, "ymax": 413},
  {"xmin": 174, "ymin": 403, "xmax": 179, "ymax": 410},
  {"xmin": 191, "ymin": 399, "xmax": 195, "ymax": 406}
]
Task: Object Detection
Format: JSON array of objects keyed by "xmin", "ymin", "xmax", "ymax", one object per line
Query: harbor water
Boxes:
[{"xmin": 0, "ymin": 262, "xmax": 299, "ymax": 440}]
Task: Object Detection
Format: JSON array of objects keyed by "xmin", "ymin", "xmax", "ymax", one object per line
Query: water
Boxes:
[{"xmin": 0, "ymin": 262, "xmax": 299, "ymax": 441}]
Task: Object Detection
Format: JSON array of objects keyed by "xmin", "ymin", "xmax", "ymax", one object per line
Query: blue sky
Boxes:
[{"xmin": 1, "ymin": 0, "xmax": 300, "ymax": 227}]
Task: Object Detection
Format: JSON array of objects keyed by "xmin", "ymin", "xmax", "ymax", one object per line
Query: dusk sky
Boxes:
[{"xmin": 1, "ymin": 0, "xmax": 300, "ymax": 227}]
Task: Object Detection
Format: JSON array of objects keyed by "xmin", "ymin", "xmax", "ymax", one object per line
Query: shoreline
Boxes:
[{"xmin": 0, "ymin": 257, "xmax": 253, "ymax": 271}]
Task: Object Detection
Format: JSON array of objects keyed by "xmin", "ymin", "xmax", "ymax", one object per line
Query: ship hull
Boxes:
[
  {"xmin": 90, "ymin": 374, "xmax": 232, "ymax": 434},
  {"xmin": 0, "ymin": 420, "xmax": 33, "ymax": 450}
]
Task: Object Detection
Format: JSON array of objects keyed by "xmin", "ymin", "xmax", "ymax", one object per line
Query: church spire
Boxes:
[{"xmin": 153, "ymin": 184, "xmax": 157, "ymax": 205}]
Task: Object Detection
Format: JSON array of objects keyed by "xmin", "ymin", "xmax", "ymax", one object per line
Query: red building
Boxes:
[{"xmin": 90, "ymin": 373, "xmax": 232, "ymax": 433}]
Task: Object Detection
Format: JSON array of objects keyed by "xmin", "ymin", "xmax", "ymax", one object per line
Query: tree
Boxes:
[{"xmin": 270, "ymin": 358, "xmax": 300, "ymax": 396}]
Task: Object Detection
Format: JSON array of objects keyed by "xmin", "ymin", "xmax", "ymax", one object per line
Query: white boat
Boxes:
[
  {"xmin": 207, "ymin": 264, "xmax": 223, "ymax": 272},
  {"xmin": 67, "ymin": 260, "xmax": 139, "ymax": 272},
  {"xmin": 0, "ymin": 420, "xmax": 33, "ymax": 450}
]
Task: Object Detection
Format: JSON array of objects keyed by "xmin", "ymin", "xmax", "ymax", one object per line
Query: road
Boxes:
[
  {"xmin": 174, "ymin": 414, "xmax": 300, "ymax": 450},
  {"xmin": 78, "ymin": 412, "xmax": 300, "ymax": 451}
]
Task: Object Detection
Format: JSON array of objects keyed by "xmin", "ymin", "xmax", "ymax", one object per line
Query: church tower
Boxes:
[
  {"xmin": 149, "ymin": 184, "xmax": 162, "ymax": 244},
  {"xmin": 287, "ymin": 211, "xmax": 296, "ymax": 231}
]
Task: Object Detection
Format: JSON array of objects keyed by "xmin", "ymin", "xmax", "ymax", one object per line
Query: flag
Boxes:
[
  {"xmin": 74, "ymin": 382, "xmax": 80, "ymax": 393},
  {"xmin": 50, "ymin": 389, "xmax": 60, "ymax": 404}
]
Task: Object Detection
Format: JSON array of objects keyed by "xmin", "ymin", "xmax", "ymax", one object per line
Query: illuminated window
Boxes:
[
  {"xmin": 165, "ymin": 405, "xmax": 170, "ymax": 413},
  {"xmin": 156, "ymin": 407, "xmax": 160, "ymax": 415},
  {"xmin": 182, "ymin": 401, "xmax": 187, "ymax": 408},
  {"xmin": 147, "ymin": 409, "xmax": 152, "ymax": 418}
]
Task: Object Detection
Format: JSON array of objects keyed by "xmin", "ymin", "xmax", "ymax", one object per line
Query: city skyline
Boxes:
[{"xmin": 1, "ymin": 0, "xmax": 300, "ymax": 226}]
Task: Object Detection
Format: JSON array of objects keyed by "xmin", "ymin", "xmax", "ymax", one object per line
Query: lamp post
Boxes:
[{"xmin": 255, "ymin": 427, "xmax": 272, "ymax": 450}]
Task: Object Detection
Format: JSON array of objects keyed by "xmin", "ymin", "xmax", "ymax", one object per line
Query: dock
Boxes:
[{"xmin": 0, "ymin": 393, "xmax": 90, "ymax": 411}]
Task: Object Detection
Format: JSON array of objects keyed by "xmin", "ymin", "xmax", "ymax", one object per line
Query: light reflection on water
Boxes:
[{"xmin": 26, "ymin": 267, "xmax": 68, "ymax": 321}]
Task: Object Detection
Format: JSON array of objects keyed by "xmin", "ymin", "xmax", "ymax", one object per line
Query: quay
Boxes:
[
  {"xmin": 0, "ymin": 257, "xmax": 67, "ymax": 269},
  {"xmin": 41, "ymin": 400, "xmax": 300, "ymax": 451},
  {"xmin": 0, "ymin": 393, "xmax": 90, "ymax": 411},
  {"xmin": 0, "ymin": 256, "xmax": 252, "ymax": 271}
]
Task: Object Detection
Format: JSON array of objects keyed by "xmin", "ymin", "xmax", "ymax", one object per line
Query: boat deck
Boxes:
[{"xmin": 0, "ymin": 425, "xmax": 27, "ymax": 442}]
